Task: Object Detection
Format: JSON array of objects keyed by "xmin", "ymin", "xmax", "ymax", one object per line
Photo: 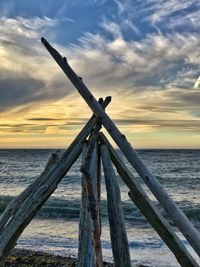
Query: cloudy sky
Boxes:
[{"xmin": 0, "ymin": 0, "xmax": 200, "ymax": 148}]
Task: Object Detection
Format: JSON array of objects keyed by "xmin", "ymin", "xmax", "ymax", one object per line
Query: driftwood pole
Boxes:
[
  {"xmin": 77, "ymin": 143, "xmax": 94, "ymax": 267},
  {"xmin": 0, "ymin": 141, "xmax": 82, "ymax": 266},
  {"xmin": 0, "ymin": 97, "xmax": 110, "ymax": 235},
  {"xmin": 101, "ymin": 145, "xmax": 132, "ymax": 267},
  {"xmin": 99, "ymin": 133, "xmax": 199, "ymax": 267},
  {"xmin": 0, "ymin": 150, "xmax": 62, "ymax": 233},
  {"xmin": 41, "ymin": 37, "xmax": 200, "ymax": 257},
  {"xmin": 97, "ymin": 137, "xmax": 102, "ymax": 235},
  {"xmin": 81, "ymin": 134, "xmax": 103, "ymax": 267},
  {"xmin": 0, "ymin": 98, "xmax": 110, "ymax": 265}
]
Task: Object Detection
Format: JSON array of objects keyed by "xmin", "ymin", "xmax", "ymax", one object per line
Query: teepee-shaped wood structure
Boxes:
[{"xmin": 0, "ymin": 38, "xmax": 200, "ymax": 267}]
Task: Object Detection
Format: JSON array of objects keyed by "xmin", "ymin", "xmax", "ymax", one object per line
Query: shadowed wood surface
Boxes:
[
  {"xmin": 77, "ymin": 143, "xmax": 94, "ymax": 267},
  {"xmin": 101, "ymin": 145, "xmax": 132, "ymax": 267},
  {"xmin": 81, "ymin": 134, "xmax": 103, "ymax": 267}
]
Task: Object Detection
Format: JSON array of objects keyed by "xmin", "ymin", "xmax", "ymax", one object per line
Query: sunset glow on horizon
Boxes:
[{"xmin": 0, "ymin": 1, "xmax": 200, "ymax": 149}]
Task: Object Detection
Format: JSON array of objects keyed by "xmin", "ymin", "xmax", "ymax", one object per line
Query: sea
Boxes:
[{"xmin": 0, "ymin": 149, "xmax": 200, "ymax": 266}]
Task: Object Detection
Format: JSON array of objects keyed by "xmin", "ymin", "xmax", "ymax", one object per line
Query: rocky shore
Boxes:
[
  {"xmin": 5, "ymin": 249, "xmax": 113, "ymax": 267},
  {"xmin": 4, "ymin": 249, "xmax": 150, "ymax": 266}
]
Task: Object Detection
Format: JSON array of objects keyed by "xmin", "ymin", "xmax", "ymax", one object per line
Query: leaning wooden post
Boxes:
[
  {"xmin": 0, "ymin": 97, "xmax": 112, "ymax": 265},
  {"xmin": 81, "ymin": 134, "xmax": 103, "ymax": 267},
  {"xmin": 0, "ymin": 97, "xmax": 110, "ymax": 235},
  {"xmin": 97, "ymin": 142, "xmax": 102, "ymax": 235},
  {"xmin": 0, "ymin": 143, "xmax": 83, "ymax": 266},
  {"xmin": 101, "ymin": 145, "xmax": 132, "ymax": 267},
  {"xmin": 99, "ymin": 133, "xmax": 199, "ymax": 267},
  {"xmin": 0, "ymin": 150, "xmax": 63, "ymax": 233},
  {"xmin": 41, "ymin": 37, "xmax": 200, "ymax": 257},
  {"xmin": 77, "ymin": 143, "xmax": 94, "ymax": 267}
]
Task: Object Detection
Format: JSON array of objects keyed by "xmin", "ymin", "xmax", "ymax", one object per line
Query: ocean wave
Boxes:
[
  {"xmin": 1, "ymin": 195, "xmax": 200, "ymax": 230},
  {"xmin": 0, "ymin": 195, "xmax": 146, "ymax": 223}
]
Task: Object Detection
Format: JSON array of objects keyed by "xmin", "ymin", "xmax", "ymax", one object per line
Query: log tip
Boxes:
[
  {"xmin": 41, "ymin": 37, "xmax": 50, "ymax": 49},
  {"xmin": 41, "ymin": 37, "xmax": 46, "ymax": 44},
  {"xmin": 105, "ymin": 96, "xmax": 112, "ymax": 104},
  {"xmin": 98, "ymin": 97, "xmax": 103, "ymax": 104}
]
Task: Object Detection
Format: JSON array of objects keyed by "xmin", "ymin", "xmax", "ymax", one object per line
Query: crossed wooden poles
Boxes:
[{"xmin": 0, "ymin": 38, "xmax": 199, "ymax": 267}]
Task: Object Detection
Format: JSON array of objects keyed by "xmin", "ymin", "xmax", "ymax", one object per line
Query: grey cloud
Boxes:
[
  {"xmin": 64, "ymin": 120, "xmax": 87, "ymax": 126},
  {"xmin": 138, "ymin": 105, "xmax": 179, "ymax": 113},
  {"xmin": 114, "ymin": 118, "xmax": 200, "ymax": 131},
  {"xmin": 27, "ymin": 118, "xmax": 88, "ymax": 125},
  {"xmin": 0, "ymin": 72, "xmax": 72, "ymax": 112},
  {"xmin": 66, "ymin": 31, "xmax": 200, "ymax": 95},
  {"xmin": 0, "ymin": 123, "xmax": 60, "ymax": 134},
  {"xmin": 141, "ymin": 0, "xmax": 199, "ymax": 27},
  {"xmin": 0, "ymin": 17, "xmax": 76, "ymax": 113},
  {"xmin": 0, "ymin": 123, "xmax": 33, "ymax": 127},
  {"xmin": 0, "ymin": 38, "xmax": 16, "ymax": 47},
  {"xmin": 179, "ymin": 92, "xmax": 200, "ymax": 106},
  {"xmin": 0, "ymin": 74, "xmax": 45, "ymax": 111},
  {"xmin": 27, "ymin": 118, "xmax": 63, "ymax": 121},
  {"xmin": 0, "ymin": 15, "xmax": 199, "ymax": 120},
  {"xmin": 168, "ymin": 90, "xmax": 200, "ymax": 118}
]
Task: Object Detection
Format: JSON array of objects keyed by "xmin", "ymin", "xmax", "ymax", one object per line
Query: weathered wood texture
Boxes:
[
  {"xmin": 88, "ymin": 122, "xmax": 103, "ymax": 235},
  {"xmin": 97, "ymin": 139, "xmax": 102, "ymax": 235},
  {"xmin": 101, "ymin": 145, "xmax": 132, "ymax": 267},
  {"xmin": 0, "ymin": 141, "xmax": 82, "ymax": 267},
  {"xmin": 0, "ymin": 96, "xmax": 109, "ymax": 234},
  {"xmin": 81, "ymin": 134, "xmax": 103, "ymax": 267},
  {"xmin": 0, "ymin": 97, "xmax": 110, "ymax": 266},
  {"xmin": 0, "ymin": 150, "xmax": 62, "ymax": 234},
  {"xmin": 0, "ymin": 97, "xmax": 111, "ymax": 266},
  {"xmin": 41, "ymin": 37, "xmax": 200, "ymax": 257},
  {"xmin": 77, "ymin": 143, "xmax": 94, "ymax": 267},
  {"xmin": 99, "ymin": 133, "xmax": 199, "ymax": 267}
]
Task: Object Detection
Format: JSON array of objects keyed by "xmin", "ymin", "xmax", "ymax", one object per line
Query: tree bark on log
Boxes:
[
  {"xmin": 41, "ymin": 37, "xmax": 200, "ymax": 257},
  {"xmin": 99, "ymin": 133, "xmax": 199, "ymax": 267},
  {"xmin": 101, "ymin": 145, "xmax": 132, "ymax": 267}
]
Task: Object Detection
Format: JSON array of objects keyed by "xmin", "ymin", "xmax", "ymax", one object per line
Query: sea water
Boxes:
[{"xmin": 0, "ymin": 149, "xmax": 200, "ymax": 266}]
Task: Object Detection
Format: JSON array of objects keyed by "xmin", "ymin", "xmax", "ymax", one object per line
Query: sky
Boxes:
[{"xmin": 0, "ymin": 0, "xmax": 200, "ymax": 149}]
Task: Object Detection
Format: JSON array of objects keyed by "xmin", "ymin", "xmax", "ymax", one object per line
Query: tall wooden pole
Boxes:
[
  {"xmin": 77, "ymin": 143, "xmax": 94, "ymax": 267},
  {"xmin": 41, "ymin": 37, "xmax": 200, "ymax": 257},
  {"xmin": 81, "ymin": 134, "xmax": 103, "ymax": 267},
  {"xmin": 101, "ymin": 145, "xmax": 132, "ymax": 267}
]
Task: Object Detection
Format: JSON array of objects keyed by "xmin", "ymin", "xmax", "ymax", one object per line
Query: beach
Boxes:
[
  {"xmin": 5, "ymin": 249, "xmax": 151, "ymax": 267},
  {"xmin": 0, "ymin": 149, "xmax": 200, "ymax": 266},
  {"xmin": 5, "ymin": 249, "xmax": 77, "ymax": 267},
  {"xmin": 5, "ymin": 249, "xmax": 114, "ymax": 267}
]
